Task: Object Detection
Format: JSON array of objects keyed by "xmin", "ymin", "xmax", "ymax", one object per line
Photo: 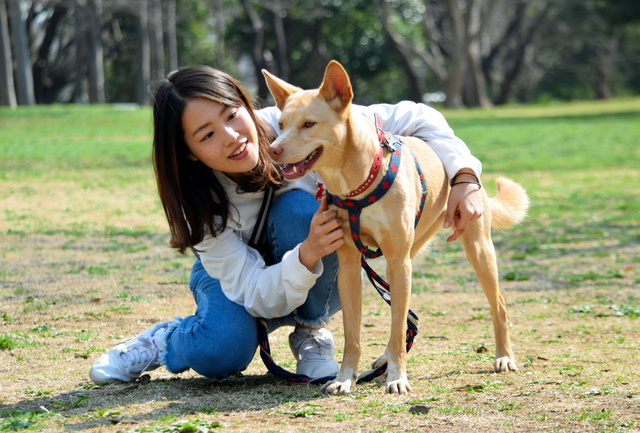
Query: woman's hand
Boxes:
[
  {"xmin": 299, "ymin": 198, "xmax": 344, "ymax": 271},
  {"xmin": 443, "ymin": 170, "xmax": 483, "ymax": 243}
]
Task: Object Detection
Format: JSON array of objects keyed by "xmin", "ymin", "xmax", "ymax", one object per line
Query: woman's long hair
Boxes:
[{"xmin": 152, "ymin": 65, "xmax": 283, "ymax": 254}]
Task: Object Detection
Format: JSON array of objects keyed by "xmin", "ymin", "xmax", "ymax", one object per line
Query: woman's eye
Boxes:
[
  {"xmin": 201, "ymin": 131, "xmax": 213, "ymax": 142},
  {"xmin": 228, "ymin": 110, "xmax": 237, "ymax": 121},
  {"xmin": 303, "ymin": 121, "xmax": 316, "ymax": 128}
]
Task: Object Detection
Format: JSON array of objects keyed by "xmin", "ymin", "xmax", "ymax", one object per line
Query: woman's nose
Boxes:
[{"xmin": 223, "ymin": 125, "xmax": 239, "ymax": 144}]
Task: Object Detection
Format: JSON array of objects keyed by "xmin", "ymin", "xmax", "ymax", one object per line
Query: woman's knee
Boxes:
[
  {"xmin": 268, "ymin": 190, "xmax": 318, "ymax": 259},
  {"xmin": 166, "ymin": 313, "xmax": 258, "ymax": 379}
]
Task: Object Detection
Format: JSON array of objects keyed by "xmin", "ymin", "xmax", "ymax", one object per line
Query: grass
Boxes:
[{"xmin": 0, "ymin": 97, "xmax": 639, "ymax": 432}]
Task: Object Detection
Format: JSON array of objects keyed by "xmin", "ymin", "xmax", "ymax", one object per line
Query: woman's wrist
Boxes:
[{"xmin": 450, "ymin": 170, "xmax": 482, "ymax": 189}]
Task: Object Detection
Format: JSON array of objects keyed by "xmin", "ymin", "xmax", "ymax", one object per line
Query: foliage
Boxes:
[{"xmin": 4, "ymin": 0, "xmax": 640, "ymax": 108}]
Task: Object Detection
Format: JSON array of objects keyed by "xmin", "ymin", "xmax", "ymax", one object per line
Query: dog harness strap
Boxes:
[{"xmin": 328, "ymin": 145, "xmax": 402, "ymax": 259}]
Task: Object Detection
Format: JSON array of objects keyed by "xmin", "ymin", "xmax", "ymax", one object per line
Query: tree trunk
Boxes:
[
  {"xmin": 373, "ymin": 0, "xmax": 424, "ymax": 102},
  {"xmin": 493, "ymin": 1, "xmax": 549, "ymax": 105},
  {"xmin": 149, "ymin": 0, "xmax": 164, "ymax": 81},
  {"xmin": 165, "ymin": 0, "xmax": 178, "ymax": 72},
  {"xmin": 593, "ymin": 33, "xmax": 618, "ymax": 100},
  {"xmin": 211, "ymin": 0, "xmax": 226, "ymax": 68},
  {"xmin": 74, "ymin": 6, "xmax": 86, "ymax": 103},
  {"xmin": 270, "ymin": 0, "xmax": 289, "ymax": 81},
  {"xmin": 0, "ymin": 0, "xmax": 16, "ymax": 108},
  {"xmin": 87, "ymin": 0, "xmax": 106, "ymax": 103},
  {"xmin": 443, "ymin": 0, "xmax": 466, "ymax": 108},
  {"xmin": 463, "ymin": 0, "xmax": 491, "ymax": 107},
  {"xmin": 7, "ymin": 0, "xmax": 35, "ymax": 105},
  {"xmin": 32, "ymin": 3, "xmax": 67, "ymax": 103},
  {"xmin": 137, "ymin": 0, "xmax": 151, "ymax": 105},
  {"xmin": 239, "ymin": 0, "xmax": 269, "ymax": 101}
]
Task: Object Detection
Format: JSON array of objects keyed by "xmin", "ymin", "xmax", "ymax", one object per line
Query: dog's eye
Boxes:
[
  {"xmin": 303, "ymin": 121, "xmax": 316, "ymax": 128},
  {"xmin": 278, "ymin": 122, "xmax": 283, "ymax": 130}
]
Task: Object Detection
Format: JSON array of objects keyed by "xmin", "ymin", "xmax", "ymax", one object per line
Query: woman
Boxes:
[{"xmin": 89, "ymin": 65, "xmax": 483, "ymax": 384}]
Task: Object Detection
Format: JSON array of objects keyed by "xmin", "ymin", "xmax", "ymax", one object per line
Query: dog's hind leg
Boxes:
[
  {"xmin": 459, "ymin": 220, "xmax": 518, "ymax": 373},
  {"xmin": 321, "ymin": 249, "xmax": 363, "ymax": 395}
]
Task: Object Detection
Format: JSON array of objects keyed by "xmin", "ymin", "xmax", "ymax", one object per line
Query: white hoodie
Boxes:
[{"xmin": 195, "ymin": 101, "xmax": 481, "ymax": 319}]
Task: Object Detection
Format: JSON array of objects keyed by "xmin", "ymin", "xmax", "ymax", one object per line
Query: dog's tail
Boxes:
[{"xmin": 489, "ymin": 177, "xmax": 530, "ymax": 229}]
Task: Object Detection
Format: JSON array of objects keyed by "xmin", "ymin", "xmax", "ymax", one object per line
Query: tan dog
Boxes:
[{"xmin": 263, "ymin": 61, "xmax": 529, "ymax": 394}]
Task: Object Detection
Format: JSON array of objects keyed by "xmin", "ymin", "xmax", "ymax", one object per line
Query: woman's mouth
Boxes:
[{"xmin": 229, "ymin": 142, "xmax": 248, "ymax": 159}]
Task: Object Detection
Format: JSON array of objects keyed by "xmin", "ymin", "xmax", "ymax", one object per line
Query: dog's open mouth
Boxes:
[{"xmin": 280, "ymin": 147, "xmax": 322, "ymax": 180}]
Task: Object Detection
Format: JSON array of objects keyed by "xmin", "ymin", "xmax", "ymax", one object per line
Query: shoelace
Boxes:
[
  {"xmin": 298, "ymin": 334, "xmax": 332, "ymax": 361},
  {"xmin": 118, "ymin": 338, "xmax": 158, "ymax": 373}
]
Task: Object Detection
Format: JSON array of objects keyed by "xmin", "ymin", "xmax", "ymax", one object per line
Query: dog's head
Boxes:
[{"xmin": 263, "ymin": 60, "xmax": 353, "ymax": 180}]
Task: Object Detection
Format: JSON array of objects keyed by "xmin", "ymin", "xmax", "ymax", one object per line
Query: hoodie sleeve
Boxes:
[
  {"xmin": 353, "ymin": 101, "xmax": 482, "ymax": 180},
  {"xmin": 196, "ymin": 228, "xmax": 323, "ymax": 319}
]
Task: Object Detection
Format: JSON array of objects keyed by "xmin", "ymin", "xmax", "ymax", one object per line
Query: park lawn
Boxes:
[{"xmin": 0, "ymin": 98, "xmax": 639, "ymax": 432}]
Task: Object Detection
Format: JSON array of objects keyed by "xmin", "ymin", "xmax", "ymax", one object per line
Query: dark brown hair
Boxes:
[{"xmin": 152, "ymin": 65, "xmax": 283, "ymax": 254}]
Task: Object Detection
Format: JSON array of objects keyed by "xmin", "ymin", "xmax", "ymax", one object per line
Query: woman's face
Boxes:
[{"xmin": 182, "ymin": 97, "xmax": 260, "ymax": 182}]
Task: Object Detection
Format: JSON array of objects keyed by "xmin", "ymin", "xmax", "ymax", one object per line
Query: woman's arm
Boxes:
[
  {"xmin": 354, "ymin": 101, "xmax": 484, "ymax": 241},
  {"xmin": 353, "ymin": 101, "xmax": 482, "ymax": 180},
  {"xmin": 197, "ymin": 228, "xmax": 322, "ymax": 319}
]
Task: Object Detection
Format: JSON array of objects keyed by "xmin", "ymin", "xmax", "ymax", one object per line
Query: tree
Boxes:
[
  {"xmin": 165, "ymin": 0, "xmax": 178, "ymax": 72},
  {"xmin": 8, "ymin": 0, "xmax": 35, "ymax": 105},
  {"xmin": 0, "ymin": 0, "xmax": 16, "ymax": 108},
  {"xmin": 86, "ymin": 0, "xmax": 106, "ymax": 103},
  {"xmin": 372, "ymin": 0, "xmax": 500, "ymax": 108},
  {"xmin": 137, "ymin": 0, "xmax": 150, "ymax": 105},
  {"xmin": 149, "ymin": 0, "xmax": 164, "ymax": 81}
]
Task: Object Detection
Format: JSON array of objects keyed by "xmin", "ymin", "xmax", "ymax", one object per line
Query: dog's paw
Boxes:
[
  {"xmin": 494, "ymin": 355, "xmax": 518, "ymax": 373},
  {"xmin": 321, "ymin": 379, "xmax": 354, "ymax": 395},
  {"xmin": 385, "ymin": 378, "xmax": 412, "ymax": 394}
]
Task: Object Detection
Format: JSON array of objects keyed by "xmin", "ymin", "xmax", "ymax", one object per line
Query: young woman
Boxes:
[{"xmin": 89, "ymin": 65, "xmax": 484, "ymax": 384}]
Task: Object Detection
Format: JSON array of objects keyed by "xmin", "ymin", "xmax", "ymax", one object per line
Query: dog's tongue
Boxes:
[{"xmin": 281, "ymin": 161, "xmax": 307, "ymax": 180}]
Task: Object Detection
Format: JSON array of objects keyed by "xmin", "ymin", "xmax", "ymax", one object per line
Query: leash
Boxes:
[{"xmin": 256, "ymin": 115, "xmax": 426, "ymax": 385}]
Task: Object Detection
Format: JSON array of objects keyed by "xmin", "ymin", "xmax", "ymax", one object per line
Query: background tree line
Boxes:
[{"xmin": 1, "ymin": 0, "xmax": 639, "ymax": 110}]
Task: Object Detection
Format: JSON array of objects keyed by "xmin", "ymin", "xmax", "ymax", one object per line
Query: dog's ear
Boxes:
[
  {"xmin": 262, "ymin": 70, "xmax": 301, "ymax": 111},
  {"xmin": 319, "ymin": 60, "xmax": 353, "ymax": 113}
]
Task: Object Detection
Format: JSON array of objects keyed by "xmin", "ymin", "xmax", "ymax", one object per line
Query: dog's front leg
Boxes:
[
  {"xmin": 321, "ymin": 248, "xmax": 362, "ymax": 395},
  {"xmin": 384, "ymin": 257, "xmax": 413, "ymax": 394}
]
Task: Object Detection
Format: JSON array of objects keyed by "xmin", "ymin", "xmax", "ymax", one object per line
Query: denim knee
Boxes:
[
  {"xmin": 164, "ymin": 260, "xmax": 259, "ymax": 379},
  {"xmin": 165, "ymin": 313, "xmax": 257, "ymax": 379},
  {"xmin": 268, "ymin": 190, "xmax": 318, "ymax": 262}
]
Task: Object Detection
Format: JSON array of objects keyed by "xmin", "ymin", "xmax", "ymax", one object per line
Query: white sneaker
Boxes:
[
  {"xmin": 289, "ymin": 327, "xmax": 339, "ymax": 379},
  {"xmin": 89, "ymin": 321, "xmax": 173, "ymax": 385}
]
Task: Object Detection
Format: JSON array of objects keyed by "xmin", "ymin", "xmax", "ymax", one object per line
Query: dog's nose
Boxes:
[{"xmin": 268, "ymin": 143, "xmax": 282, "ymax": 160}]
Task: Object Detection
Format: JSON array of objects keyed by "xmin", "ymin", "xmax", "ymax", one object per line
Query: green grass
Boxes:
[
  {"xmin": 443, "ymin": 97, "xmax": 640, "ymax": 173},
  {"xmin": 0, "ymin": 104, "xmax": 153, "ymax": 171},
  {"xmin": 1, "ymin": 98, "xmax": 639, "ymax": 433},
  {"xmin": 2, "ymin": 97, "xmax": 639, "ymax": 174}
]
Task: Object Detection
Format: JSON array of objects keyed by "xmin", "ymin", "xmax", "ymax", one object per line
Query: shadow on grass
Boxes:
[{"xmin": 0, "ymin": 373, "xmax": 330, "ymax": 431}]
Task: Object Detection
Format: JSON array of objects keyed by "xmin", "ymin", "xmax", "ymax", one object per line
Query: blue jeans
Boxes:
[{"xmin": 163, "ymin": 190, "xmax": 341, "ymax": 379}]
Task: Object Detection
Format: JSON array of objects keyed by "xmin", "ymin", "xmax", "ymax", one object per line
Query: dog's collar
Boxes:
[
  {"xmin": 342, "ymin": 114, "xmax": 397, "ymax": 198},
  {"xmin": 343, "ymin": 147, "xmax": 383, "ymax": 198}
]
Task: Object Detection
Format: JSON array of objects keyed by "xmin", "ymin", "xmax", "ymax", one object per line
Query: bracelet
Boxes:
[
  {"xmin": 451, "ymin": 180, "xmax": 482, "ymax": 189},
  {"xmin": 450, "ymin": 171, "xmax": 480, "ymax": 186}
]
